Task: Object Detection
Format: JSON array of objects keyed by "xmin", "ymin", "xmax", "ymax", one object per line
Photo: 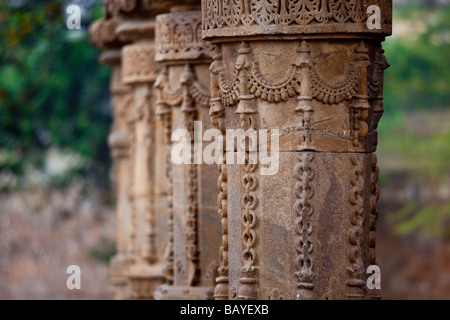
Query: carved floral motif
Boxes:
[
  {"xmin": 156, "ymin": 11, "xmax": 214, "ymax": 62},
  {"xmin": 202, "ymin": 0, "xmax": 392, "ymax": 37}
]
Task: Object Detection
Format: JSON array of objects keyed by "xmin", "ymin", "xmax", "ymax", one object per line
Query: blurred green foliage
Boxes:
[
  {"xmin": 379, "ymin": 4, "xmax": 450, "ymax": 239},
  {"xmin": 0, "ymin": 0, "xmax": 111, "ymax": 186}
]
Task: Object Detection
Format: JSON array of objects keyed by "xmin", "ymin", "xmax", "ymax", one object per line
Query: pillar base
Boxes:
[
  {"xmin": 127, "ymin": 262, "xmax": 164, "ymax": 300},
  {"xmin": 110, "ymin": 254, "xmax": 133, "ymax": 300},
  {"xmin": 154, "ymin": 284, "xmax": 214, "ymax": 300}
]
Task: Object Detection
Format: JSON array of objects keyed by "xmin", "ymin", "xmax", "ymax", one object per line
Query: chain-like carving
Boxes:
[
  {"xmin": 238, "ymin": 112, "xmax": 259, "ymax": 300},
  {"xmin": 214, "ymin": 162, "xmax": 229, "ymax": 299},
  {"xmin": 143, "ymin": 88, "xmax": 157, "ymax": 264},
  {"xmin": 159, "ymin": 107, "xmax": 174, "ymax": 284},
  {"xmin": 294, "ymin": 152, "xmax": 316, "ymax": 300},
  {"xmin": 347, "ymin": 156, "xmax": 366, "ymax": 300},
  {"xmin": 369, "ymin": 154, "xmax": 381, "ymax": 300},
  {"xmin": 185, "ymin": 109, "xmax": 200, "ymax": 286},
  {"xmin": 203, "ymin": 0, "xmax": 392, "ymax": 33}
]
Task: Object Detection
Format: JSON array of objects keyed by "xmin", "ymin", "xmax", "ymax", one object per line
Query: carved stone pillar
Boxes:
[
  {"xmin": 90, "ymin": 15, "xmax": 133, "ymax": 300},
  {"xmin": 109, "ymin": 0, "xmax": 177, "ymax": 300},
  {"xmin": 153, "ymin": 5, "xmax": 221, "ymax": 300},
  {"xmin": 203, "ymin": 0, "xmax": 392, "ymax": 300}
]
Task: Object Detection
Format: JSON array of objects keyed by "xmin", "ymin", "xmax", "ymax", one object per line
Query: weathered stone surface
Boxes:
[
  {"xmin": 153, "ymin": 7, "xmax": 221, "ymax": 300},
  {"xmin": 115, "ymin": 5, "xmax": 169, "ymax": 300},
  {"xmin": 202, "ymin": 0, "xmax": 392, "ymax": 40},
  {"xmin": 90, "ymin": 16, "xmax": 134, "ymax": 300},
  {"xmin": 205, "ymin": 0, "xmax": 390, "ymax": 300},
  {"xmin": 224, "ymin": 151, "xmax": 380, "ymax": 300}
]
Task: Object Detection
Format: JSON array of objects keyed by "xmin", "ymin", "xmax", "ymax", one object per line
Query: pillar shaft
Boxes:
[
  {"xmin": 90, "ymin": 16, "xmax": 133, "ymax": 300},
  {"xmin": 153, "ymin": 6, "xmax": 221, "ymax": 300},
  {"xmin": 203, "ymin": 0, "xmax": 392, "ymax": 300},
  {"xmin": 111, "ymin": 0, "xmax": 172, "ymax": 299}
]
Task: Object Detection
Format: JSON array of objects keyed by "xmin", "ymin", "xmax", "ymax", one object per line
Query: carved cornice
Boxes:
[
  {"xmin": 155, "ymin": 10, "xmax": 214, "ymax": 63},
  {"xmin": 202, "ymin": 0, "xmax": 392, "ymax": 40},
  {"xmin": 106, "ymin": 0, "xmax": 201, "ymax": 19},
  {"xmin": 90, "ymin": 18, "xmax": 127, "ymax": 51}
]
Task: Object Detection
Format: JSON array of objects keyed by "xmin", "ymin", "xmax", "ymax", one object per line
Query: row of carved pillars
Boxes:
[{"xmin": 90, "ymin": 0, "xmax": 391, "ymax": 300}]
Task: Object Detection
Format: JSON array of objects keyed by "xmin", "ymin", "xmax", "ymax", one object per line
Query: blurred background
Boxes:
[{"xmin": 0, "ymin": 0, "xmax": 449, "ymax": 299}]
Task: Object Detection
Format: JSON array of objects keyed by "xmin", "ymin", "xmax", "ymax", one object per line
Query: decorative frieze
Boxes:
[
  {"xmin": 156, "ymin": 10, "xmax": 215, "ymax": 63},
  {"xmin": 202, "ymin": 0, "xmax": 392, "ymax": 39}
]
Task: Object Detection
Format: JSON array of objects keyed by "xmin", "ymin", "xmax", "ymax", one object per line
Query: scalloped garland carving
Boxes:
[
  {"xmin": 214, "ymin": 41, "xmax": 361, "ymax": 108},
  {"xmin": 155, "ymin": 65, "xmax": 211, "ymax": 111}
]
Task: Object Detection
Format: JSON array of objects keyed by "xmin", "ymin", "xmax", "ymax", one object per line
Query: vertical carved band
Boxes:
[
  {"xmin": 347, "ymin": 156, "xmax": 366, "ymax": 299},
  {"xmin": 185, "ymin": 107, "xmax": 200, "ymax": 286},
  {"xmin": 214, "ymin": 161, "xmax": 229, "ymax": 299},
  {"xmin": 369, "ymin": 154, "xmax": 381, "ymax": 300},
  {"xmin": 161, "ymin": 110, "xmax": 174, "ymax": 284},
  {"xmin": 350, "ymin": 42, "xmax": 370, "ymax": 147},
  {"xmin": 294, "ymin": 152, "xmax": 316, "ymax": 300},
  {"xmin": 294, "ymin": 41, "xmax": 314, "ymax": 151},
  {"xmin": 238, "ymin": 112, "xmax": 259, "ymax": 300},
  {"xmin": 143, "ymin": 92, "xmax": 157, "ymax": 264}
]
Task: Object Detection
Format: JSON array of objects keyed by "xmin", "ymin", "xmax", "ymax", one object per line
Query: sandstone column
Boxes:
[
  {"xmin": 203, "ymin": 0, "xmax": 392, "ymax": 300},
  {"xmin": 153, "ymin": 4, "xmax": 221, "ymax": 300},
  {"xmin": 109, "ymin": 0, "xmax": 176, "ymax": 299},
  {"xmin": 89, "ymin": 15, "xmax": 133, "ymax": 300}
]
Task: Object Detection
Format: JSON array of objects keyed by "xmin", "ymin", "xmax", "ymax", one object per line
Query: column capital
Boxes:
[
  {"xmin": 90, "ymin": 18, "xmax": 130, "ymax": 66},
  {"xmin": 202, "ymin": 0, "xmax": 392, "ymax": 41},
  {"xmin": 155, "ymin": 10, "xmax": 214, "ymax": 64},
  {"xmin": 122, "ymin": 42, "xmax": 157, "ymax": 85}
]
